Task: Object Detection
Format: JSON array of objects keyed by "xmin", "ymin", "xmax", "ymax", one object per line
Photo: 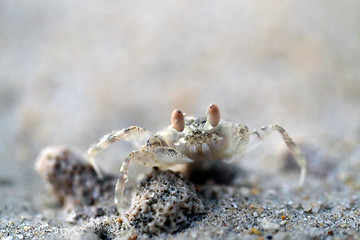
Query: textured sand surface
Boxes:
[{"xmin": 1, "ymin": 1, "xmax": 360, "ymax": 239}]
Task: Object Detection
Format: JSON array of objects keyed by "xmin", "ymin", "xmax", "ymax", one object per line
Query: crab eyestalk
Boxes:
[
  {"xmin": 207, "ymin": 103, "xmax": 220, "ymax": 127},
  {"xmin": 171, "ymin": 109, "xmax": 185, "ymax": 132}
]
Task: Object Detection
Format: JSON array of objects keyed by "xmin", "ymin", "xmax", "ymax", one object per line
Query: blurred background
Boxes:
[{"xmin": 1, "ymin": 1, "xmax": 360, "ymax": 182}]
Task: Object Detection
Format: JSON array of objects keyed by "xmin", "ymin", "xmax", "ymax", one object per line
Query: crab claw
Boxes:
[
  {"xmin": 207, "ymin": 103, "xmax": 220, "ymax": 127},
  {"xmin": 171, "ymin": 109, "xmax": 185, "ymax": 132}
]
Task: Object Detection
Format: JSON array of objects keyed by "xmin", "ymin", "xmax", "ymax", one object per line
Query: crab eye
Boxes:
[
  {"xmin": 207, "ymin": 103, "xmax": 220, "ymax": 127},
  {"xmin": 171, "ymin": 109, "xmax": 185, "ymax": 132}
]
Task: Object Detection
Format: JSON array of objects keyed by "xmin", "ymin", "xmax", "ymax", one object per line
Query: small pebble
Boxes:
[
  {"xmin": 129, "ymin": 234, "xmax": 138, "ymax": 240},
  {"xmin": 302, "ymin": 202, "xmax": 312, "ymax": 212},
  {"xmin": 250, "ymin": 228, "xmax": 261, "ymax": 235},
  {"xmin": 311, "ymin": 202, "xmax": 320, "ymax": 213},
  {"xmin": 261, "ymin": 218, "xmax": 280, "ymax": 230},
  {"xmin": 312, "ymin": 206, "xmax": 320, "ymax": 213},
  {"xmin": 280, "ymin": 220, "xmax": 287, "ymax": 226},
  {"xmin": 24, "ymin": 226, "xmax": 31, "ymax": 231},
  {"xmin": 240, "ymin": 187, "xmax": 250, "ymax": 196}
]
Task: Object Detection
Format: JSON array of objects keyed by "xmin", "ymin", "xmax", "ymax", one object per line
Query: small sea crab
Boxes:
[{"xmin": 87, "ymin": 104, "xmax": 306, "ymax": 213}]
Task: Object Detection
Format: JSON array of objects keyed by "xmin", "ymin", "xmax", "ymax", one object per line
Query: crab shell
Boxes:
[{"xmin": 159, "ymin": 116, "xmax": 250, "ymax": 162}]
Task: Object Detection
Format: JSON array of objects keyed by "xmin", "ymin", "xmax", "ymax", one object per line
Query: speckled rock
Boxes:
[
  {"xmin": 126, "ymin": 168, "xmax": 205, "ymax": 235},
  {"xmin": 35, "ymin": 146, "xmax": 116, "ymax": 207}
]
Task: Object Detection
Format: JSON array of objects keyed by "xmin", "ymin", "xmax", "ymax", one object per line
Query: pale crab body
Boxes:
[
  {"xmin": 87, "ymin": 104, "xmax": 306, "ymax": 216},
  {"xmin": 160, "ymin": 116, "xmax": 248, "ymax": 162}
]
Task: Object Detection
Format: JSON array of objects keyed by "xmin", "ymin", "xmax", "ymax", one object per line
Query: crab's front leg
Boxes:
[
  {"xmin": 115, "ymin": 135, "xmax": 192, "ymax": 216},
  {"xmin": 87, "ymin": 126, "xmax": 152, "ymax": 178},
  {"xmin": 246, "ymin": 124, "xmax": 307, "ymax": 188}
]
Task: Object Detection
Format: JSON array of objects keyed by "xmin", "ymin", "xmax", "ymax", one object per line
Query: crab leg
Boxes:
[
  {"xmin": 252, "ymin": 124, "xmax": 307, "ymax": 188},
  {"xmin": 114, "ymin": 150, "xmax": 159, "ymax": 221},
  {"xmin": 115, "ymin": 147, "xmax": 192, "ymax": 212},
  {"xmin": 115, "ymin": 155, "xmax": 131, "ymax": 225},
  {"xmin": 86, "ymin": 126, "xmax": 152, "ymax": 178},
  {"xmin": 115, "ymin": 155, "xmax": 131, "ymax": 211},
  {"xmin": 246, "ymin": 130, "xmax": 263, "ymax": 152}
]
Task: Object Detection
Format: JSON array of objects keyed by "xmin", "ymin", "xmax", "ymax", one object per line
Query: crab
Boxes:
[{"xmin": 87, "ymin": 104, "xmax": 306, "ymax": 214}]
